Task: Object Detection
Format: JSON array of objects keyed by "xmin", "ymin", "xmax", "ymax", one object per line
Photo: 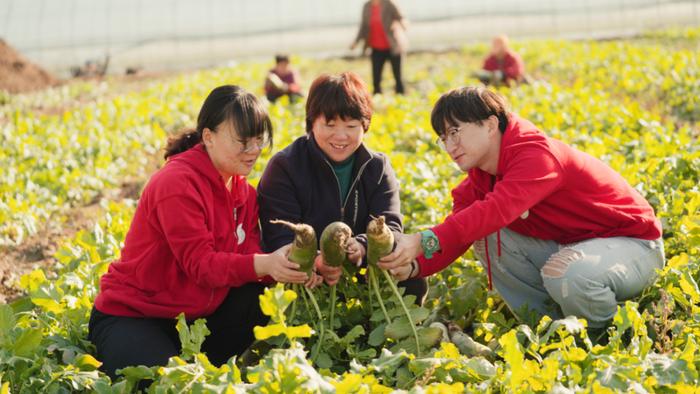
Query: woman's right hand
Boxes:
[
  {"xmin": 314, "ymin": 254, "xmax": 342, "ymax": 286},
  {"xmin": 254, "ymin": 244, "xmax": 310, "ymax": 284}
]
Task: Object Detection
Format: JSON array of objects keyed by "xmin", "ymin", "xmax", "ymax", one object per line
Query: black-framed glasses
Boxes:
[{"xmin": 435, "ymin": 126, "xmax": 464, "ymax": 150}]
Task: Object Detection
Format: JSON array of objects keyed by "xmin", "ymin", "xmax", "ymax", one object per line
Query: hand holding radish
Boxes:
[
  {"xmin": 377, "ymin": 232, "xmax": 422, "ymax": 271},
  {"xmin": 254, "ymin": 244, "xmax": 310, "ymax": 284},
  {"xmin": 345, "ymin": 238, "xmax": 366, "ymax": 266},
  {"xmin": 304, "ymin": 270, "xmax": 324, "ymax": 289},
  {"xmin": 314, "ymin": 254, "xmax": 342, "ymax": 285},
  {"xmin": 388, "ymin": 261, "xmax": 414, "ymax": 281}
]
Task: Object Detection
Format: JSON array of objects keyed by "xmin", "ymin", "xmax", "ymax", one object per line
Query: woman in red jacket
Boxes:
[
  {"xmin": 89, "ymin": 85, "xmax": 319, "ymax": 379},
  {"xmin": 380, "ymin": 86, "xmax": 664, "ymax": 334}
]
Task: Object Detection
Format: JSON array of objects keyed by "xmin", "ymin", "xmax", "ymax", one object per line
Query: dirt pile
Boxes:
[{"xmin": 0, "ymin": 39, "xmax": 57, "ymax": 93}]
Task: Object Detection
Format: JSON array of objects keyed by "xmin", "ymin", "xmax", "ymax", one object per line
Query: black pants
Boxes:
[
  {"xmin": 399, "ymin": 277, "xmax": 429, "ymax": 306},
  {"xmin": 88, "ymin": 283, "xmax": 268, "ymax": 379},
  {"xmin": 370, "ymin": 49, "xmax": 404, "ymax": 94}
]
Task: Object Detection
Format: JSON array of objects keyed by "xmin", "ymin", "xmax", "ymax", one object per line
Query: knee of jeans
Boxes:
[{"xmin": 541, "ymin": 247, "xmax": 583, "ymax": 280}]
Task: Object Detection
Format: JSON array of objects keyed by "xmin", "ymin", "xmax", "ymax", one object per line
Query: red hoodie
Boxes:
[
  {"xmin": 95, "ymin": 144, "xmax": 264, "ymax": 319},
  {"xmin": 483, "ymin": 50, "xmax": 525, "ymax": 82},
  {"xmin": 419, "ymin": 114, "xmax": 662, "ymax": 282}
]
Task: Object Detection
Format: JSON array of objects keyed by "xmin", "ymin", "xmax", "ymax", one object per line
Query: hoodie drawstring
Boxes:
[
  {"xmin": 484, "ymin": 175, "xmax": 502, "ymax": 291},
  {"xmin": 484, "ymin": 237, "xmax": 493, "ymax": 291},
  {"xmin": 483, "ymin": 230, "xmax": 502, "ymax": 291}
]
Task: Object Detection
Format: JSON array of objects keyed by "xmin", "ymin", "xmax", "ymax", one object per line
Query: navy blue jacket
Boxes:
[{"xmin": 258, "ymin": 134, "xmax": 402, "ymax": 253}]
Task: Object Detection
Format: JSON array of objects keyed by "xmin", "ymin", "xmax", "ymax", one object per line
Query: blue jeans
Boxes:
[{"xmin": 473, "ymin": 228, "xmax": 665, "ymax": 328}]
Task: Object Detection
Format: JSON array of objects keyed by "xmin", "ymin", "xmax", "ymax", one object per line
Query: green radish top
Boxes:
[
  {"xmin": 320, "ymin": 221, "xmax": 352, "ymax": 267},
  {"xmin": 366, "ymin": 216, "xmax": 395, "ymax": 266},
  {"xmin": 269, "ymin": 219, "xmax": 317, "ymax": 274}
]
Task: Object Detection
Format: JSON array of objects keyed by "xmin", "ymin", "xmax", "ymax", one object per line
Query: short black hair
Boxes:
[
  {"xmin": 431, "ymin": 86, "xmax": 509, "ymax": 135},
  {"xmin": 275, "ymin": 54, "xmax": 289, "ymax": 64}
]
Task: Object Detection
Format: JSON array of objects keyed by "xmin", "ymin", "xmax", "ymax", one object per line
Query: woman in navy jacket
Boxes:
[{"xmin": 258, "ymin": 72, "xmax": 427, "ymax": 303}]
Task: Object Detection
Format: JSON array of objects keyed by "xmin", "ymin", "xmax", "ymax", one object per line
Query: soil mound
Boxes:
[{"xmin": 0, "ymin": 39, "xmax": 57, "ymax": 93}]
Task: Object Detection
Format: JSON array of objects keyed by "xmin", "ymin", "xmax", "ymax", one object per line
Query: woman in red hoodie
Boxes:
[
  {"xmin": 379, "ymin": 86, "xmax": 664, "ymax": 334},
  {"xmin": 89, "ymin": 85, "xmax": 319, "ymax": 379}
]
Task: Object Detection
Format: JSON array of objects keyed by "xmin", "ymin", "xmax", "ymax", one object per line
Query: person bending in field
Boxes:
[
  {"xmin": 264, "ymin": 54, "xmax": 303, "ymax": 103},
  {"xmin": 379, "ymin": 86, "xmax": 664, "ymax": 337},
  {"xmin": 258, "ymin": 71, "xmax": 428, "ymax": 304},
  {"xmin": 89, "ymin": 85, "xmax": 321, "ymax": 380},
  {"xmin": 474, "ymin": 35, "xmax": 528, "ymax": 87}
]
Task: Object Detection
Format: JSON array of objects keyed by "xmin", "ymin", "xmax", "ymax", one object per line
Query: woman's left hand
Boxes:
[
  {"xmin": 315, "ymin": 254, "xmax": 343, "ymax": 286},
  {"xmin": 304, "ymin": 270, "xmax": 324, "ymax": 289},
  {"xmin": 346, "ymin": 238, "xmax": 366, "ymax": 267}
]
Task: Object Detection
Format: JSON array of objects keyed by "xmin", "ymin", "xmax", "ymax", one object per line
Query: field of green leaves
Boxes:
[{"xmin": 0, "ymin": 27, "xmax": 698, "ymax": 392}]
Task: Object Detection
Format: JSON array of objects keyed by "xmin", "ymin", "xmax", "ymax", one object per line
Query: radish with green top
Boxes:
[
  {"xmin": 269, "ymin": 219, "xmax": 316, "ymax": 274},
  {"xmin": 269, "ymin": 219, "xmax": 325, "ymax": 361},
  {"xmin": 320, "ymin": 221, "xmax": 352, "ymax": 332},
  {"xmin": 366, "ymin": 216, "xmax": 422, "ymax": 356},
  {"xmin": 320, "ymin": 221, "xmax": 352, "ymax": 267},
  {"xmin": 367, "ymin": 216, "xmax": 394, "ymax": 266}
]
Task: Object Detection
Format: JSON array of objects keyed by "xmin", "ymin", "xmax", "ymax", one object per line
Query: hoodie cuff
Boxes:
[
  {"xmin": 229, "ymin": 254, "xmax": 260, "ymax": 285},
  {"xmin": 414, "ymin": 222, "xmax": 462, "ymax": 277},
  {"xmin": 431, "ymin": 221, "xmax": 461, "ymax": 252}
]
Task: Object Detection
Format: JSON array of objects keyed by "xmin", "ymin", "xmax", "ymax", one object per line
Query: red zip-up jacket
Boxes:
[
  {"xmin": 419, "ymin": 114, "xmax": 662, "ymax": 281},
  {"xmin": 95, "ymin": 144, "xmax": 264, "ymax": 319},
  {"xmin": 483, "ymin": 50, "xmax": 525, "ymax": 82}
]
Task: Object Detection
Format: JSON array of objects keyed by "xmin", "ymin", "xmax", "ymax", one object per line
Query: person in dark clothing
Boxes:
[
  {"xmin": 351, "ymin": 0, "xmax": 408, "ymax": 95},
  {"xmin": 258, "ymin": 71, "xmax": 428, "ymax": 304},
  {"xmin": 88, "ymin": 85, "xmax": 320, "ymax": 381}
]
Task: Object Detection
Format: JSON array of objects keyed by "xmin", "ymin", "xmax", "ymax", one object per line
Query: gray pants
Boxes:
[{"xmin": 474, "ymin": 228, "xmax": 665, "ymax": 328}]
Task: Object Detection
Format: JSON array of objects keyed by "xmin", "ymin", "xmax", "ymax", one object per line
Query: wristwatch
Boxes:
[{"xmin": 420, "ymin": 229, "xmax": 440, "ymax": 259}]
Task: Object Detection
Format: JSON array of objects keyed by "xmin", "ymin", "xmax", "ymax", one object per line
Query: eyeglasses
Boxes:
[
  {"xmin": 233, "ymin": 135, "xmax": 271, "ymax": 153},
  {"xmin": 435, "ymin": 126, "xmax": 464, "ymax": 150}
]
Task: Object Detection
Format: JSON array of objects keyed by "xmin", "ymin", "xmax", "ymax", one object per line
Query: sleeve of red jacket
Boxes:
[
  {"xmin": 483, "ymin": 55, "xmax": 497, "ymax": 72},
  {"xmin": 420, "ymin": 146, "xmax": 564, "ymax": 276},
  {"xmin": 417, "ymin": 177, "xmax": 478, "ymax": 276},
  {"xmin": 504, "ymin": 52, "xmax": 524, "ymax": 80},
  {"xmin": 152, "ymin": 192, "xmax": 260, "ymax": 289}
]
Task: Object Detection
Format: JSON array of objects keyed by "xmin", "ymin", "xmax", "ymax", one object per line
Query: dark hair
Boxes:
[
  {"xmin": 305, "ymin": 72, "xmax": 373, "ymax": 133},
  {"xmin": 430, "ymin": 86, "xmax": 509, "ymax": 135},
  {"xmin": 164, "ymin": 85, "xmax": 273, "ymax": 159},
  {"xmin": 275, "ymin": 54, "xmax": 289, "ymax": 64}
]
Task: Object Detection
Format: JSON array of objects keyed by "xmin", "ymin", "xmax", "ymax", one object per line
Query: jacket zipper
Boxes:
[{"xmin": 322, "ymin": 157, "xmax": 372, "ymax": 220}]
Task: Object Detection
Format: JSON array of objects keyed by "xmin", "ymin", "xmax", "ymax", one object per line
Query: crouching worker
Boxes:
[
  {"xmin": 379, "ymin": 86, "xmax": 664, "ymax": 335},
  {"xmin": 89, "ymin": 85, "xmax": 321, "ymax": 380},
  {"xmin": 474, "ymin": 35, "xmax": 528, "ymax": 87},
  {"xmin": 264, "ymin": 54, "xmax": 303, "ymax": 103}
]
